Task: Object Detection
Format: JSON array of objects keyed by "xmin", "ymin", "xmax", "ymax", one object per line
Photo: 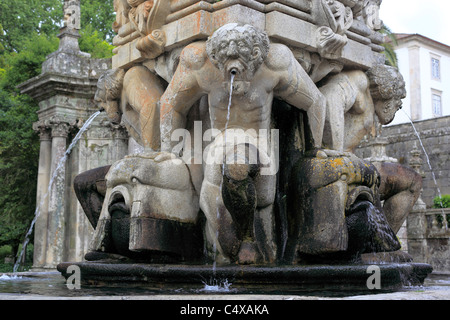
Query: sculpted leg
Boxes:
[
  {"xmin": 306, "ymin": 93, "xmax": 327, "ymax": 150},
  {"xmin": 73, "ymin": 165, "xmax": 111, "ymax": 229},
  {"xmin": 200, "ymin": 163, "xmax": 237, "ymax": 265},
  {"xmin": 375, "ymin": 162, "xmax": 423, "ymax": 233},
  {"xmin": 321, "ymin": 86, "xmax": 345, "ymax": 152},
  {"xmin": 222, "ymin": 143, "xmax": 277, "ymax": 264},
  {"xmin": 123, "ymin": 66, "xmax": 164, "ymax": 150}
]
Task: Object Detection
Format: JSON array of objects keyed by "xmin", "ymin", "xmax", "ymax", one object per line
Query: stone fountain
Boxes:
[{"xmin": 58, "ymin": 0, "xmax": 432, "ymax": 293}]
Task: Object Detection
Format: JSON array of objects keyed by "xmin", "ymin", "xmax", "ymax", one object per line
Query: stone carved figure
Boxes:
[
  {"xmin": 287, "ymin": 153, "xmax": 401, "ymax": 262},
  {"xmin": 375, "ymin": 161, "xmax": 423, "ymax": 234},
  {"xmin": 159, "ymin": 23, "xmax": 327, "ymax": 264},
  {"xmin": 89, "ymin": 153, "xmax": 202, "ymax": 262},
  {"xmin": 320, "ymin": 64, "xmax": 406, "ymax": 153},
  {"xmin": 353, "ymin": 0, "xmax": 383, "ymax": 31},
  {"xmin": 130, "ymin": 0, "xmax": 170, "ymax": 59},
  {"xmin": 95, "ymin": 69, "xmax": 125, "ymax": 125},
  {"xmin": 128, "ymin": 0, "xmax": 154, "ymax": 35},
  {"xmin": 95, "ymin": 67, "xmax": 164, "ymax": 150},
  {"xmin": 112, "ymin": 0, "xmax": 131, "ymax": 33},
  {"xmin": 63, "ymin": 0, "xmax": 81, "ymax": 30},
  {"xmin": 319, "ymin": 64, "xmax": 421, "ymax": 255},
  {"xmin": 314, "ymin": 0, "xmax": 353, "ymax": 60},
  {"xmin": 60, "ymin": 1, "xmax": 433, "ymax": 290}
]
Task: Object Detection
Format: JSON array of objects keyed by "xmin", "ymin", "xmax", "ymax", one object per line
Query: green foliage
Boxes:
[
  {"xmin": 0, "ymin": 244, "xmax": 34, "ymax": 272},
  {"xmin": 432, "ymin": 195, "xmax": 450, "ymax": 209},
  {"xmin": 0, "ymin": 94, "xmax": 39, "ymax": 251},
  {"xmin": 0, "ymin": 0, "xmax": 61, "ymax": 53},
  {"xmin": 433, "ymin": 195, "xmax": 450, "ymax": 228},
  {"xmin": 0, "ymin": 33, "xmax": 59, "ymax": 92},
  {"xmin": 0, "ymin": 0, "xmax": 116, "ymax": 258},
  {"xmin": 81, "ymin": 0, "xmax": 116, "ymax": 42},
  {"xmin": 380, "ymin": 24, "xmax": 398, "ymax": 67},
  {"xmin": 79, "ymin": 25, "xmax": 114, "ymax": 59},
  {"xmin": 0, "ymin": 245, "xmax": 12, "ymax": 260}
]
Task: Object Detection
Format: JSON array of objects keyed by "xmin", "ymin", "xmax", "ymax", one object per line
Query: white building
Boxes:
[{"xmin": 390, "ymin": 33, "xmax": 450, "ymax": 125}]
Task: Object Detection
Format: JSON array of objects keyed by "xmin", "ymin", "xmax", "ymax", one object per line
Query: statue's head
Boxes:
[
  {"xmin": 206, "ymin": 23, "xmax": 270, "ymax": 81},
  {"xmin": 367, "ymin": 64, "xmax": 406, "ymax": 125},
  {"xmin": 95, "ymin": 68, "xmax": 125, "ymax": 124},
  {"xmin": 63, "ymin": 0, "xmax": 81, "ymax": 30}
]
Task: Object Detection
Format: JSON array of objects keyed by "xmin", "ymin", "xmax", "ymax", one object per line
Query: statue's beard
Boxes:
[
  {"xmin": 376, "ymin": 100, "xmax": 400, "ymax": 125},
  {"xmin": 223, "ymin": 80, "xmax": 251, "ymax": 96},
  {"xmin": 219, "ymin": 58, "xmax": 260, "ymax": 81},
  {"xmin": 218, "ymin": 59, "xmax": 261, "ymax": 96}
]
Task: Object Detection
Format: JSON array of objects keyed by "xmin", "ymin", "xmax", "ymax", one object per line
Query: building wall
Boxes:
[
  {"xmin": 390, "ymin": 35, "xmax": 450, "ymax": 125},
  {"xmin": 357, "ymin": 115, "xmax": 450, "ymax": 208}
]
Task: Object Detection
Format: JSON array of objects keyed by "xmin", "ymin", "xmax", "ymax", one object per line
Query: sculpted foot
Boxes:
[{"xmin": 237, "ymin": 241, "xmax": 262, "ymax": 265}]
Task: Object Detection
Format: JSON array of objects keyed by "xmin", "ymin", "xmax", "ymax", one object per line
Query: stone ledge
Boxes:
[{"xmin": 57, "ymin": 261, "xmax": 433, "ymax": 294}]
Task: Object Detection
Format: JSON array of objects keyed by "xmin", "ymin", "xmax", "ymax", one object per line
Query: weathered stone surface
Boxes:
[
  {"xmin": 18, "ymin": 1, "xmax": 130, "ymax": 269},
  {"xmin": 112, "ymin": 1, "xmax": 385, "ymax": 70},
  {"xmin": 57, "ymin": 261, "xmax": 434, "ymax": 293},
  {"xmin": 35, "ymin": 1, "xmax": 433, "ymax": 292},
  {"xmin": 357, "ymin": 115, "xmax": 450, "ymax": 207}
]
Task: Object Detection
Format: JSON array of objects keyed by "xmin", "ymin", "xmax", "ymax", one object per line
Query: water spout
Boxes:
[
  {"xmin": 13, "ymin": 111, "xmax": 102, "ymax": 272},
  {"xmin": 212, "ymin": 74, "xmax": 235, "ymax": 273},
  {"xmin": 402, "ymin": 109, "xmax": 447, "ymax": 229}
]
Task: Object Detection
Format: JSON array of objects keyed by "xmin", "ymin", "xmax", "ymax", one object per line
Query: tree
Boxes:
[
  {"xmin": 0, "ymin": 93, "xmax": 39, "ymax": 261},
  {"xmin": 0, "ymin": 0, "xmax": 116, "ymax": 265},
  {"xmin": 79, "ymin": 25, "xmax": 114, "ymax": 59},
  {"xmin": 0, "ymin": 0, "xmax": 61, "ymax": 53},
  {"xmin": 0, "ymin": 33, "xmax": 59, "ymax": 92},
  {"xmin": 381, "ymin": 24, "xmax": 399, "ymax": 68},
  {"xmin": 80, "ymin": 0, "xmax": 116, "ymax": 42}
]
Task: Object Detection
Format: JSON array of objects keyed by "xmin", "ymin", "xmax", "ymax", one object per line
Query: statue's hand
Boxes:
[
  {"xmin": 154, "ymin": 151, "xmax": 181, "ymax": 163},
  {"xmin": 305, "ymin": 148, "xmax": 353, "ymax": 159},
  {"xmin": 127, "ymin": 150, "xmax": 184, "ymax": 164},
  {"xmin": 321, "ymin": 149, "xmax": 353, "ymax": 158}
]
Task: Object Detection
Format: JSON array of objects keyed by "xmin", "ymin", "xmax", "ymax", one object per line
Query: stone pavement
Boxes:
[{"xmin": 0, "ymin": 290, "xmax": 449, "ymax": 300}]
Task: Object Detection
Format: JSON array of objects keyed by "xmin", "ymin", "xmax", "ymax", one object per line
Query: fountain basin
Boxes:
[{"xmin": 57, "ymin": 261, "xmax": 432, "ymax": 295}]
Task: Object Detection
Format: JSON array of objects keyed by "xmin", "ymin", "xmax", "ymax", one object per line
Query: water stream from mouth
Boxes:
[
  {"xmin": 209, "ymin": 73, "xmax": 235, "ymax": 291},
  {"xmin": 402, "ymin": 109, "xmax": 447, "ymax": 229},
  {"xmin": 13, "ymin": 111, "xmax": 102, "ymax": 272}
]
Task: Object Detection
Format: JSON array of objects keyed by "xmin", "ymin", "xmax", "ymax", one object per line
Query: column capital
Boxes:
[
  {"xmin": 32, "ymin": 121, "xmax": 52, "ymax": 141},
  {"xmin": 98, "ymin": 118, "xmax": 129, "ymax": 140},
  {"xmin": 45, "ymin": 116, "xmax": 76, "ymax": 138},
  {"xmin": 107, "ymin": 122, "xmax": 129, "ymax": 140}
]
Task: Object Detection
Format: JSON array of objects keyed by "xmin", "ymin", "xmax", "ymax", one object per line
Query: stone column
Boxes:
[
  {"xmin": 45, "ymin": 120, "xmax": 71, "ymax": 268},
  {"xmin": 409, "ymin": 145, "xmax": 426, "ymax": 211},
  {"xmin": 407, "ymin": 145, "xmax": 428, "ymax": 262},
  {"xmin": 408, "ymin": 45, "xmax": 422, "ymax": 121},
  {"xmin": 31, "ymin": 122, "xmax": 52, "ymax": 269}
]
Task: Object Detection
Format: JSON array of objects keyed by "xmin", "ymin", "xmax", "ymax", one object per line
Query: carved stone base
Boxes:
[{"xmin": 57, "ymin": 261, "xmax": 433, "ymax": 294}]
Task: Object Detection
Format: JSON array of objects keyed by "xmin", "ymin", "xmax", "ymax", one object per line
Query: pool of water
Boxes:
[{"xmin": 0, "ymin": 271, "xmax": 449, "ymax": 298}]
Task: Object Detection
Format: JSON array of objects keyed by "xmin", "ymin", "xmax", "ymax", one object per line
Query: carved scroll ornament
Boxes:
[
  {"xmin": 131, "ymin": 0, "xmax": 170, "ymax": 59},
  {"xmin": 314, "ymin": 0, "xmax": 354, "ymax": 60}
]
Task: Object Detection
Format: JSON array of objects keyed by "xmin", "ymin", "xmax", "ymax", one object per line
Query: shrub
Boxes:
[{"xmin": 432, "ymin": 195, "xmax": 450, "ymax": 208}]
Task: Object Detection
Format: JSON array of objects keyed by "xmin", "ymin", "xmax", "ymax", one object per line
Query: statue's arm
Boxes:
[
  {"xmin": 271, "ymin": 45, "xmax": 324, "ymax": 110},
  {"xmin": 271, "ymin": 44, "xmax": 326, "ymax": 149},
  {"xmin": 160, "ymin": 43, "xmax": 207, "ymax": 152}
]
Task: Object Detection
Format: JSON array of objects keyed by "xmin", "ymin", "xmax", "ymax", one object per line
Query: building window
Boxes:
[
  {"xmin": 432, "ymin": 93, "xmax": 442, "ymax": 117},
  {"xmin": 431, "ymin": 57, "xmax": 441, "ymax": 80}
]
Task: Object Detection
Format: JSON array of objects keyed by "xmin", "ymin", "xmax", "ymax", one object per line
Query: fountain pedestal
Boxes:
[
  {"xmin": 57, "ymin": 261, "xmax": 432, "ymax": 294},
  {"xmin": 55, "ymin": 0, "xmax": 433, "ymax": 293}
]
